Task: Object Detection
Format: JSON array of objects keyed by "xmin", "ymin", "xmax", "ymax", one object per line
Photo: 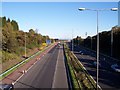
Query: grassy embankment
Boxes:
[
  {"xmin": 64, "ymin": 43, "xmax": 99, "ymax": 90},
  {"xmin": 0, "ymin": 43, "xmax": 53, "ymax": 80}
]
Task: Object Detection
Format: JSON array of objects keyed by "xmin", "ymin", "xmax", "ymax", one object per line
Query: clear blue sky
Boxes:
[{"xmin": 2, "ymin": 2, "xmax": 118, "ymax": 39}]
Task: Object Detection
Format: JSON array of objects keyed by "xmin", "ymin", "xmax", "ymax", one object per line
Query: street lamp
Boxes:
[
  {"xmin": 91, "ymin": 36, "xmax": 92, "ymax": 50},
  {"xmin": 78, "ymin": 7, "xmax": 118, "ymax": 89},
  {"xmin": 111, "ymin": 8, "xmax": 118, "ymax": 11},
  {"xmin": 78, "ymin": 8, "xmax": 86, "ymax": 11},
  {"xmin": 72, "ymin": 29, "xmax": 74, "ymax": 52},
  {"xmin": 25, "ymin": 32, "xmax": 26, "ymax": 58},
  {"xmin": 78, "ymin": 8, "xmax": 118, "ymax": 11},
  {"xmin": 111, "ymin": 26, "xmax": 118, "ymax": 57},
  {"xmin": 111, "ymin": 28, "xmax": 113, "ymax": 57}
]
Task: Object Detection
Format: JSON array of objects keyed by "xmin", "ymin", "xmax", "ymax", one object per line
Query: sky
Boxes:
[
  {"xmin": 1, "ymin": 2, "xmax": 118, "ymax": 39},
  {"xmin": 1, "ymin": 0, "xmax": 120, "ymax": 2}
]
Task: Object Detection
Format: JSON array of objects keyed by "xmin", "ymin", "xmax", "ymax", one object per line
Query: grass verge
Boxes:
[
  {"xmin": 64, "ymin": 44, "xmax": 81, "ymax": 89},
  {"xmin": 65, "ymin": 51, "xmax": 80, "ymax": 89},
  {"xmin": 64, "ymin": 43, "xmax": 98, "ymax": 90},
  {"xmin": 0, "ymin": 43, "xmax": 54, "ymax": 80}
]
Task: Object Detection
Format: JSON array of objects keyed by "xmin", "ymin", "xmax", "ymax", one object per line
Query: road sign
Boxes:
[{"xmin": 46, "ymin": 40, "xmax": 51, "ymax": 45}]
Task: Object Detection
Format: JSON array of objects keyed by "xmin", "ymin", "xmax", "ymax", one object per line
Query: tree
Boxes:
[
  {"xmin": 74, "ymin": 26, "xmax": 120, "ymax": 60},
  {"xmin": 1, "ymin": 16, "xmax": 52, "ymax": 57},
  {"xmin": 29, "ymin": 29, "xmax": 35, "ymax": 34},
  {"xmin": 11, "ymin": 20, "xmax": 19, "ymax": 31},
  {"xmin": 2, "ymin": 17, "xmax": 7, "ymax": 27},
  {"xmin": 7, "ymin": 18, "xmax": 10, "ymax": 22}
]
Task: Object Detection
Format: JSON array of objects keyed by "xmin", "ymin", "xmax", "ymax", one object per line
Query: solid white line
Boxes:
[
  {"xmin": 26, "ymin": 59, "xmax": 38, "ymax": 72},
  {"xmin": 13, "ymin": 59, "xmax": 38, "ymax": 85},
  {"xmin": 13, "ymin": 73, "xmax": 24, "ymax": 85},
  {"xmin": 73, "ymin": 52, "xmax": 102, "ymax": 90},
  {"xmin": 13, "ymin": 44, "xmax": 56, "ymax": 85},
  {"xmin": 52, "ymin": 46, "xmax": 60, "ymax": 88},
  {"xmin": 1, "ymin": 44, "xmax": 55, "ymax": 77}
]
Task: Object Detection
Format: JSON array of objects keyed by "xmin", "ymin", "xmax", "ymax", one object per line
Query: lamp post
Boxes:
[
  {"xmin": 72, "ymin": 29, "xmax": 74, "ymax": 52},
  {"xmin": 91, "ymin": 36, "xmax": 92, "ymax": 50},
  {"xmin": 111, "ymin": 26, "xmax": 118, "ymax": 57},
  {"xmin": 25, "ymin": 32, "xmax": 26, "ymax": 58},
  {"xmin": 111, "ymin": 28, "xmax": 113, "ymax": 57},
  {"xmin": 78, "ymin": 7, "xmax": 118, "ymax": 90}
]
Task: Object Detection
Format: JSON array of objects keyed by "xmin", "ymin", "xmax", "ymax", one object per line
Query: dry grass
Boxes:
[
  {"xmin": 1, "ymin": 48, "xmax": 39, "ymax": 73},
  {"xmin": 2, "ymin": 58, "xmax": 22, "ymax": 72}
]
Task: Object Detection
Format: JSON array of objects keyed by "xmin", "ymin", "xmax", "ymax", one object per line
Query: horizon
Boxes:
[{"xmin": 1, "ymin": 2, "xmax": 118, "ymax": 39}]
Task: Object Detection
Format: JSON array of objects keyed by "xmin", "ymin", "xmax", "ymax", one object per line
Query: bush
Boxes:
[
  {"xmin": 1, "ymin": 51, "xmax": 20, "ymax": 63},
  {"xmin": 39, "ymin": 43, "xmax": 47, "ymax": 50}
]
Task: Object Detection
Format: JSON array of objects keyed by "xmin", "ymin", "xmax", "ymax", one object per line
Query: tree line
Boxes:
[
  {"xmin": 73, "ymin": 26, "xmax": 120, "ymax": 60},
  {"xmin": 0, "ymin": 16, "xmax": 54, "ymax": 62}
]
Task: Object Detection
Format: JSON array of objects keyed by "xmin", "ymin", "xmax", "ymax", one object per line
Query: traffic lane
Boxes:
[
  {"xmin": 69, "ymin": 43, "xmax": 114, "ymax": 69},
  {"xmin": 73, "ymin": 45, "xmax": 96, "ymax": 57},
  {"xmin": 74, "ymin": 48, "xmax": 120, "ymax": 89},
  {"xmin": 14, "ymin": 45, "xmax": 59, "ymax": 88},
  {"xmin": 68, "ymin": 43, "xmax": 120, "ymax": 89},
  {"xmin": 75, "ymin": 45, "xmax": 120, "ymax": 72},
  {"xmin": 74, "ymin": 45, "xmax": 119, "ymax": 66},
  {"xmin": 52, "ymin": 45, "xmax": 68, "ymax": 88},
  {"xmin": 73, "ymin": 45, "xmax": 118, "ymax": 70},
  {"xmin": 99, "ymin": 68, "xmax": 120, "ymax": 89}
]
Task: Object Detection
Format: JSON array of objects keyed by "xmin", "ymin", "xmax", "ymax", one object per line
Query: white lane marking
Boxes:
[
  {"xmin": 13, "ymin": 74, "xmax": 24, "ymax": 85},
  {"xmin": 1, "ymin": 45, "xmax": 55, "ymax": 77},
  {"xmin": 82, "ymin": 46, "xmax": 119, "ymax": 63},
  {"xmin": 13, "ymin": 59, "xmax": 39, "ymax": 85},
  {"xmin": 13, "ymin": 45, "xmax": 56, "ymax": 85},
  {"xmin": 26, "ymin": 59, "xmax": 39, "ymax": 72},
  {"xmin": 73, "ymin": 53, "xmax": 102, "ymax": 90},
  {"xmin": 52, "ymin": 46, "xmax": 60, "ymax": 88}
]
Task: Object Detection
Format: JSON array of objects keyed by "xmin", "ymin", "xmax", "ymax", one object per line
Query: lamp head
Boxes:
[
  {"xmin": 111, "ymin": 8, "xmax": 118, "ymax": 11},
  {"xmin": 78, "ymin": 8, "xmax": 86, "ymax": 11}
]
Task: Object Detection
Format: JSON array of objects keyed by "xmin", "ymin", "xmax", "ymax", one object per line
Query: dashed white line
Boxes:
[{"xmin": 13, "ymin": 45, "xmax": 56, "ymax": 85}]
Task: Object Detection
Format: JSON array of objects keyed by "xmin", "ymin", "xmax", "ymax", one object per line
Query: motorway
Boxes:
[
  {"xmin": 14, "ymin": 44, "xmax": 68, "ymax": 89},
  {"xmin": 68, "ymin": 43, "xmax": 120, "ymax": 90}
]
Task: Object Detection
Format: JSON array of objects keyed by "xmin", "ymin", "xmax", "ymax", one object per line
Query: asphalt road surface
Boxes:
[
  {"xmin": 68, "ymin": 43, "xmax": 120, "ymax": 90},
  {"xmin": 14, "ymin": 44, "xmax": 68, "ymax": 89}
]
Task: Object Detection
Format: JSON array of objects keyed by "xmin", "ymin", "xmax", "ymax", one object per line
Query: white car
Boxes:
[
  {"xmin": 79, "ymin": 51, "xmax": 84, "ymax": 55},
  {"xmin": 93, "ymin": 61, "xmax": 101, "ymax": 67},
  {"xmin": 111, "ymin": 64, "xmax": 120, "ymax": 73}
]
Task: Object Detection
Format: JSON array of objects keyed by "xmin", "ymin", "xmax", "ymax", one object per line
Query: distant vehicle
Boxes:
[
  {"xmin": 0, "ymin": 84, "xmax": 14, "ymax": 90},
  {"xmin": 79, "ymin": 51, "xmax": 82, "ymax": 53},
  {"xmin": 111, "ymin": 64, "xmax": 120, "ymax": 73},
  {"xmin": 58, "ymin": 43, "xmax": 61, "ymax": 47},
  {"xmin": 79, "ymin": 51, "xmax": 84, "ymax": 55},
  {"xmin": 93, "ymin": 61, "xmax": 101, "ymax": 67}
]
